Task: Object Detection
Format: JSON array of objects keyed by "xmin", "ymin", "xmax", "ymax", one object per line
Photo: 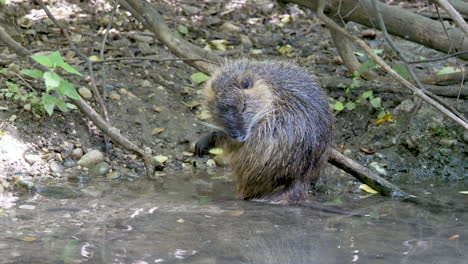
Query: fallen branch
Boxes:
[
  {"xmin": 285, "ymin": 0, "xmax": 468, "ymax": 60},
  {"xmin": 432, "ymin": 0, "xmax": 468, "ymax": 38},
  {"xmin": 320, "ymin": 76, "xmax": 468, "ymax": 98},
  {"xmin": 316, "ymin": 1, "xmax": 468, "ymax": 130},
  {"xmin": 120, "ymin": 0, "xmax": 222, "ymax": 73},
  {"xmin": 329, "ymin": 149, "xmax": 409, "ymax": 198}
]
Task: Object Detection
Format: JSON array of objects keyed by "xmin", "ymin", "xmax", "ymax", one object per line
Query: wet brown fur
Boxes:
[{"xmin": 203, "ymin": 60, "xmax": 332, "ymax": 203}]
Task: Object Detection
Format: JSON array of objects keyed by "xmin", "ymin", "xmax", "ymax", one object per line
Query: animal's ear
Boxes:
[{"xmin": 240, "ymin": 78, "xmax": 253, "ymax": 89}]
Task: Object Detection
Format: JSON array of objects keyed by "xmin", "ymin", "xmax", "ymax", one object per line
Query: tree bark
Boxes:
[{"xmin": 285, "ymin": 0, "xmax": 468, "ymax": 60}]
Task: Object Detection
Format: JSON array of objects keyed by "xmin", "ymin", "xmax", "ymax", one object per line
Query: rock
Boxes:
[
  {"xmin": 19, "ymin": 204, "xmax": 36, "ymax": 210},
  {"xmin": 220, "ymin": 22, "xmax": 241, "ymax": 32},
  {"xmin": 23, "ymin": 152, "xmax": 41, "ymax": 165},
  {"xmin": 63, "ymin": 159, "xmax": 77, "ymax": 168},
  {"xmin": 89, "ymin": 162, "xmax": 110, "ymax": 177},
  {"xmin": 78, "ymin": 87, "xmax": 93, "ymax": 99},
  {"xmin": 36, "ymin": 186, "xmax": 81, "ymax": 199},
  {"xmin": 440, "ymin": 139, "xmax": 457, "ymax": 147},
  {"xmin": 49, "ymin": 160, "xmax": 64, "ymax": 173},
  {"xmin": 141, "ymin": 79, "xmax": 151, "ymax": 88},
  {"xmin": 71, "ymin": 148, "xmax": 84, "ymax": 160},
  {"xmin": 77, "ymin": 150, "xmax": 104, "ymax": 168},
  {"xmin": 361, "ymin": 29, "xmax": 377, "ymax": 39},
  {"xmin": 369, "ymin": 162, "xmax": 387, "ymax": 176},
  {"xmin": 206, "ymin": 159, "xmax": 216, "ymax": 167},
  {"xmin": 213, "ymin": 155, "xmax": 229, "ymax": 167},
  {"xmin": 109, "ymin": 91, "xmax": 121, "ymax": 100},
  {"xmin": 394, "ymin": 99, "xmax": 415, "ymax": 114},
  {"xmin": 15, "ymin": 179, "xmax": 35, "ymax": 191},
  {"xmin": 240, "ymin": 34, "xmax": 252, "ymax": 49}
]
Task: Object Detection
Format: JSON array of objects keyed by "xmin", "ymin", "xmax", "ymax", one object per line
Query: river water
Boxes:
[{"xmin": 0, "ymin": 169, "xmax": 467, "ymax": 264}]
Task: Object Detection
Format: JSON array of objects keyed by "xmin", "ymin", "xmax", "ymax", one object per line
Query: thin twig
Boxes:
[
  {"xmin": 407, "ymin": 50, "xmax": 468, "ymax": 64},
  {"xmin": 93, "ymin": 56, "xmax": 219, "ymax": 65}
]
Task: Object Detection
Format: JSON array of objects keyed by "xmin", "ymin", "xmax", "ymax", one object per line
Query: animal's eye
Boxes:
[{"xmin": 241, "ymin": 78, "xmax": 252, "ymax": 89}]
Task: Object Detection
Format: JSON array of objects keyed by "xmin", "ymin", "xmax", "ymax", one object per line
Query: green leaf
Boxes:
[
  {"xmin": 377, "ymin": 109, "xmax": 386, "ymax": 118},
  {"xmin": 66, "ymin": 103, "xmax": 77, "ymax": 110},
  {"xmin": 370, "ymin": 97, "xmax": 381, "ymax": 108},
  {"xmin": 58, "ymin": 62, "xmax": 83, "ymax": 76},
  {"xmin": 359, "ymin": 59, "xmax": 377, "ymax": 73},
  {"xmin": 337, "ymin": 82, "xmax": 345, "ymax": 88},
  {"xmin": 55, "ymin": 99, "xmax": 68, "ymax": 113},
  {"xmin": 31, "ymin": 54, "xmax": 54, "ymax": 68},
  {"xmin": 362, "ymin": 90, "xmax": 373, "ymax": 99},
  {"xmin": 47, "ymin": 51, "xmax": 65, "ymax": 66},
  {"xmin": 392, "ymin": 63, "xmax": 410, "ymax": 79},
  {"xmin": 436, "ymin": 66, "xmax": 459, "ymax": 75},
  {"xmin": 43, "ymin": 72, "xmax": 61, "ymax": 91},
  {"xmin": 332, "ymin": 101, "xmax": 344, "ymax": 111},
  {"xmin": 56, "ymin": 80, "xmax": 80, "ymax": 100},
  {"xmin": 22, "ymin": 69, "xmax": 43, "ymax": 78},
  {"xmin": 345, "ymin": 88, "xmax": 350, "ymax": 94},
  {"xmin": 42, "ymin": 94, "xmax": 58, "ymax": 115},
  {"xmin": 350, "ymin": 78, "xmax": 360, "ymax": 89},
  {"xmin": 177, "ymin": 25, "xmax": 188, "ymax": 35},
  {"xmin": 191, "ymin": 72, "xmax": 210, "ymax": 84},
  {"xmin": 345, "ymin": 102, "xmax": 356, "ymax": 110},
  {"xmin": 6, "ymin": 81, "xmax": 18, "ymax": 92}
]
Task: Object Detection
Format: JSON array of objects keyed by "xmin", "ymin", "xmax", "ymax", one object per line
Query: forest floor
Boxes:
[{"xmin": 0, "ymin": 0, "xmax": 466, "ymax": 201}]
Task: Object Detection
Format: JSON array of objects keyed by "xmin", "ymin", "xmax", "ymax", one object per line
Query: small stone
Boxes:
[
  {"xmin": 440, "ymin": 139, "xmax": 457, "ymax": 147},
  {"xmin": 77, "ymin": 150, "xmax": 104, "ymax": 168},
  {"xmin": 151, "ymin": 127, "xmax": 165, "ymax": 136},
  {"xmin": 15, "ymin": 179, "xmax": 35, "ymax": 190},
  {"xmin": 23, "ymin": 152, "xmax": 41, "ymax": 165},
  {"xmin": 333, "ymin": 56, "xmax": 343, "ymax": 65},
  {"xmin": 109, "ymin": 91, "xmax": 121, "ymax": 100},
  {"xmin": 213, "ymin": 155, "xmax": 229, "ymax": 167},
  {"xmin": 19, "ymin": 205, "xmax": 36, "ymax": 210},
  {"xmin": 361, "ymin": 29, "xmax": 377, "ymax": 39},
  {"xmin": 206, "ymin": 159, "xmax": 216, "ymax": 167},
  {"xmin": 63, "ymin": 159, "xmax": 77, "ymax": 168},
  {"xmin": 240, "ymin": 34, "xmax": 252, "ymax": 49},
  {"xmin": 71, "ymin": 148, "xmax": 84, "ymax": 160},
  {"xmin": 141, "ymin": 80, "xmax": 151, "ymax": 88},
  {"xmin": 89, "ymin": 162, "xmax": 110, "ymax": 177},
  {"xmin": 78, "ymin": 87, "xmax": 93, "ymax": 99},
  {"xmin": 369, "ymin": 162, "xmax": 387, "ymax": 176},
  {"xmin": 220, "ymin": 22, "xmax": 241, "ymax": 32},
  {"xmin": 49, "ymin": 160, "xmax": 64, "ymax": 173},
  {"xmin": 118, "ymin": 88, "xmax": 129, "ymax": 95}
]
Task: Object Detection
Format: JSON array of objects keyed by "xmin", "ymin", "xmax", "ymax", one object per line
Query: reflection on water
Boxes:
[{"xmin": 0, "ymin": 170, "xmax": 467, "ymax": 264}]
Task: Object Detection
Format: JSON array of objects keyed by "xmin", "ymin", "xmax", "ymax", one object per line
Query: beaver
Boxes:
[{"xmin": 195, "ymin": 60, "xmax": 332, "ymax": 204}]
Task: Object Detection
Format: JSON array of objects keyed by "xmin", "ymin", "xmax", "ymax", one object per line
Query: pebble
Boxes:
[
  {"xmin": 63, "ymin": 159, "xmax": 77, "ymax": 168},
  {"xmin": 206, "ymin": 159, "xmax": 216, "ymax": 167},
  {"xmin": 49, "ymin": 160, "xmax": 64, "ymax": 173},
  {"xmin": 78, "ymin": 87, "xmax": 93, "ymax": 99},
  {"xmin": 71, "ymin": 148, "xmax": 84, "ymax": 160},
  {"xmin": 213, "ymin": 155, "xmax": 229, "ymax": 167},
  {"xmin": 23, "ymin": 152, "xmax": 41, "ymax": 165},
  {"xmin": 220, "ymin": 22, "xmax": 241, "ymax": 32},
  {"xmin": 109, "ymin": 91, "xmax": 121, "ymax": 100},
  {"xmin": 89, "ymin": 162, "xmax": 110, "ymax": 177},
  {"xmin": 18, "ymin": 205, "xmax": 36, "ymax": 210},
  {"xmin": 141, "ymin": 80, "xmax": 151, "ymax": 88},
  {"xmin": 77, "ymin": 150, "xmax": 104, "ymax": 168}
]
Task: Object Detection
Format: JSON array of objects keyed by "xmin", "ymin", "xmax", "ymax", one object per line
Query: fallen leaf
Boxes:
[{"xmin": 359, "ymin": 184, "xmax": 379, "ymax": 194}]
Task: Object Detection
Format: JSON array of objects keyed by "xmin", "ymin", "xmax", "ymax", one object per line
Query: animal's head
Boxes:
[{"xmin": 204, "ymin": 61, "xmax": 274, "ymax": 142}]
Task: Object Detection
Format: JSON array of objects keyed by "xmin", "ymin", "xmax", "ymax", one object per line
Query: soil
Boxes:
[{"xmin": 0, "ymin": 0, "xmax": 467, "ymax": 198}]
